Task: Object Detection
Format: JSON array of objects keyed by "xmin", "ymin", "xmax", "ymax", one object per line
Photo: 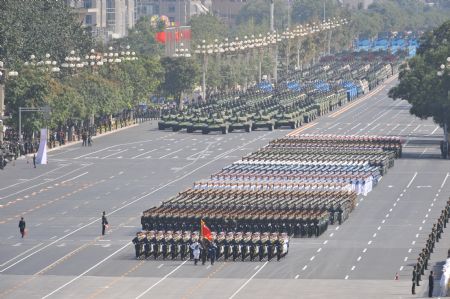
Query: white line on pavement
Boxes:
[
  {"xmin": 131, "ymin": 149, "xmax": 157, "ymax": 159},
  {"xmin": 0, "ymin": 165, "xmax": 90, "ymax": 201},
  {"xmin": 0, "ymin": 243, "xmax": 43, "ymax": 267},
  {"xmin": 101, "ymin": 149, "xmax": 128, "ymax": 159},
  {"xmin": 135, "ymin": 260, "xmax": 188, "ymax": 299},
  {"xmin": 0, "ymin": 165, "xmax": 68, "ymax": 191},
  {"xmin": 407, "ymin": 172, "xmax": 418, "ymax": 188},
  {"xmin": 158, "ymin": 148, "xmax": 182, "ymax": 159},
  {"xmin": 441, "ymin": 173, "xmax": 449, "ymax": 189},
  {"xmin": 61, "ymin": 172, "xmax": 88, "ymax": 184},
  {"xmin": 229, "ymin": 261, "xmax": 269, "ymax": 299},
  {"xmin": 42, "ymin": 242, "xmax": 131, "ymax": 299}
]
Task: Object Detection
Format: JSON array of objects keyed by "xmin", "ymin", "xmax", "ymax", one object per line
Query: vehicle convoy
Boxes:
[{"xmin": 157, "ymin": 52, "xmax": 403, "ymax": 134}]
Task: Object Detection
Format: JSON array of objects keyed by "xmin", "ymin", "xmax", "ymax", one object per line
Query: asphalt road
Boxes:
[{"xmin": 1, "ymin": 77, "xmax": 449, "ymax": 299}]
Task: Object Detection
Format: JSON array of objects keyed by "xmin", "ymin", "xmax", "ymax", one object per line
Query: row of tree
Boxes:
[{"xmin": 1, "ymin": 0, "xmax": 450, "ymax": 137}]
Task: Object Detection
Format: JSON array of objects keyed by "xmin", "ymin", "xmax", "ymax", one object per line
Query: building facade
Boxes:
[{"xmin": 71, "ymin": 0, "xmax": 208, "ymax": 40}]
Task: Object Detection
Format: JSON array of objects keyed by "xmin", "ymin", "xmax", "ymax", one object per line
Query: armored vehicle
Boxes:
[
  {"xmin": 158, "ymin": 114, "xmax": 179, "ymax": 130},
  {"xmin": 228, "ymin": 114, "xmax": 252, "ymax": 133},
  {"xmin": 252, "ymin": 112, "xmax": 275, "ymax": 131},
  {"xmin": 203, "ymin": 117, "xmax": 229, "ymax": 134}
]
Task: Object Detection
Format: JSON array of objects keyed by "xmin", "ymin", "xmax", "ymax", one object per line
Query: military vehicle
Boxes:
[
  {"xmin": 274, "ymin": 110, "xmax": 303, "ymax": 129},
  {"xmin": 186, "ymin": 115, "xmax": 209, "ymax": 133},
  {"xmin": 158, "ymin": 114, "xmax": 179, "ymax": 130},
  {"xmin": 252, "ymin": 112, "xmax": 275, "ymax": 131},
  {"xmin": 172, "ymin": 114, "xmax": 194, "ymax": 132},
  {"xmin": 203, "ymin": 117, "xmax": 229, "ymax": 134},
  {"xmin": 228, "ymin": 114, "xmax": 252, "ymax": 133}
]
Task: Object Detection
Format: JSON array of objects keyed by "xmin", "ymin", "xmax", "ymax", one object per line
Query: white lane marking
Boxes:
[
  {"xmin": 228, "ymin": 260, "xmax": 269, "ymax": 299},
  {"xmin": 357, "ymin": 256, "xmax": 362, "ymax": 262},
  {"xmin": 419, "ymin": 227, "xmax": 422, "ymax": 231},
  {"xmin": 0, "ymin": 165, "xmax": 68, "ymax": 191},
  {"xmin": 335, "ymin": 226, "xmax": 340, "ymax": 231},
  {"xmin": 42, "ymin": 242, "xmax": 131, "ymax": 299},
  {"xmin": 0, "ymin": 243, "xmax": 43, "ymax": 267},
  {"xmin": 49, "ymin": 236, "xmax": 57, "ymax": 240},
  {"xmin": 131, "ymin": 149, "xmax": 157, "ymax": 159},
  {"xmin": 345, "ymin": 275, "xmax": 349, "ymax": 280},
  {"xmin": 372, "ymin": 233, "xmax": 377, "ymax": 238},
  {"xmin": 408, "ymin": 249, "xmax": 412, "ymax": 253},
  {"xmin": 12, "ymin": 243, "xmax": 22, "ymax": 247},
  {"xmin": 412, "ymin": 241, "xmax": 416, "ymax": 245},
  {"xmin": 416, "ymin": 234, "xmax": 419, "ymax": 238},
  {"xmin": 158, "ymin": 149, "xmax": 182, "ymax": 159},
  {"xmin": 381, "ymin": 220, "xmax": 386, "ymax": 224},
  {"xmin": 386, "ymin": 214, "xmax": 389, "ymax": 218},
  {"xmin": 441, "ymin": 173, "xmax": 450, "ymax": 189},
  {"xmin": 399, "ymin": 266, "xmax": 404, "ymax": 271},
  {"xmin": 317, "ymin": 248, "xmax": 322, "ymax": 253},
  {"xmin": 35, "ymin": 223, "xmax": 42, "ymax": 227},
  {"xmin": 351, "ymin": 266, "xmax": 356, "ymax": 271},
  {"xmin": 302, "ymin": 265, "xmax": 307, "ymax": 271},
  {"xmin": 254, "ymin": 265, "xmax": 260, "ymax": 270},
  {"xmin": 101, "ymin": 149, "xmax": 128, "ymax": 159},
  {"xmin": 294, "ymin": 274, "xmax": 299, "ymax": 279},
  {"xmin": 310, "ymin": 256, "xmax": 315, "ymax": 261},
  {"xmin": 368, "ymin": 241, "xmax": 372, "ymax": 245},
  {"xmin": 422, "ymin": 220, "xmax": 426, "ymax": 224},
  {"xmin": 323, "ymin": 240, "xmax": 328, "ymax": 245},
  {"xmin": 61, "ymin": 172, "xmax": 88, "ymax": 184},
  {"xmin": 396, "ymin": 198, "xmax": 400, "ymax": 202},
  {"xmin": 389, "ymin": 208, "xmax": 392, "ymax": 212},
  {"xmin": 404, "ymin": 257, "xmax": 408, "ymax": 262},
  {"xmin": 0, "ymin": 165, "xmax": 90, "ymax": 200},
  {"xmin": 377, "ymin": 226, "xmax": 381, "ymax": 231},
  {"xmin": 393, "ymin": 203, "xmax": 397, "ymax": 207},
  {"xmin": 157, "ymin": 263, "xmax": 164, "ymax": 269},
  {"xmin": 227, "ymin": 261, "xmax": 269, "ymax": 299},
  {"xmin": 425, "ymin": 214, "xmax": 428, "ymax": 218},
  {"xmin": 407, "ymin": 172, "xmax": 418, "ymax": 188},
  {"xmin": 363, "ymin": 248, "xmax": 367, "ymax": 253},
  {"xmin": 329, "ymin": 233, "xmax": 334, "ymax": 237}
]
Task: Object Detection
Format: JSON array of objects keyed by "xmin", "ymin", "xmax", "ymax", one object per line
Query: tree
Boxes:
[
  {"xmin": 160, "ymin": 57, "xmax": 200, "ymax": 108},
  {"xmin": 190, "ymin": 14, "xmax": 228, "ymax": 45},
  {"xmin": 389, "ymin": 20, "xmax": 450, "ymax": 153},
  {"xmin": 117, "ymin": 16, "xmax": 164, "ymax": 57},
  {"xmin": 0, "ymin": 0, "xmax": 93, "ymax": 67}
]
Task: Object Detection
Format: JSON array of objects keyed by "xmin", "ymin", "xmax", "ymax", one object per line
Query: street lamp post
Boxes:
[{"xmin": 437, "ymin": 57, "xmax": 450, "ymax": 158}]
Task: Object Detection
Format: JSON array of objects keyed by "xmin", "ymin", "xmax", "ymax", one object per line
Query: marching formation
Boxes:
[
  {"xmin": 132, "ymin": 230, "xmax": 289, "ymax": 262},
  {"xmin": 134, "ymin": 134, "xmax": 402, "ymax": 261},
  {"xmin": 411, "ymin": 199, "xmax": 450, "ymax": 295}
]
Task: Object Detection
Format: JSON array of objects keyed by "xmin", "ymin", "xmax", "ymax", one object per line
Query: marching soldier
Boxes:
[
  {"xmin": 132, "ymin": 232, "xmax": 142, "ymax": 259},
  {"xmin": 412, "ymin": 265, "xmax": 417, "ymax": 295}
]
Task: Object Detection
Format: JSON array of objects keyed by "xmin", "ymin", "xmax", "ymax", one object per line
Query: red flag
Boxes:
[
  {"xmin": 201, "ymin": 219, "xmax": 212, "ymax": 241},
  {"xmin": 155, "ymin": 31, "xmax": 166, "ymax": 44}
]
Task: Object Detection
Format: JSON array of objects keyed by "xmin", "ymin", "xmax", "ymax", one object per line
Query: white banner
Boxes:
[{"xmin": 36, "ymin": 128, "xmax": 47, "ymax": 164}]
